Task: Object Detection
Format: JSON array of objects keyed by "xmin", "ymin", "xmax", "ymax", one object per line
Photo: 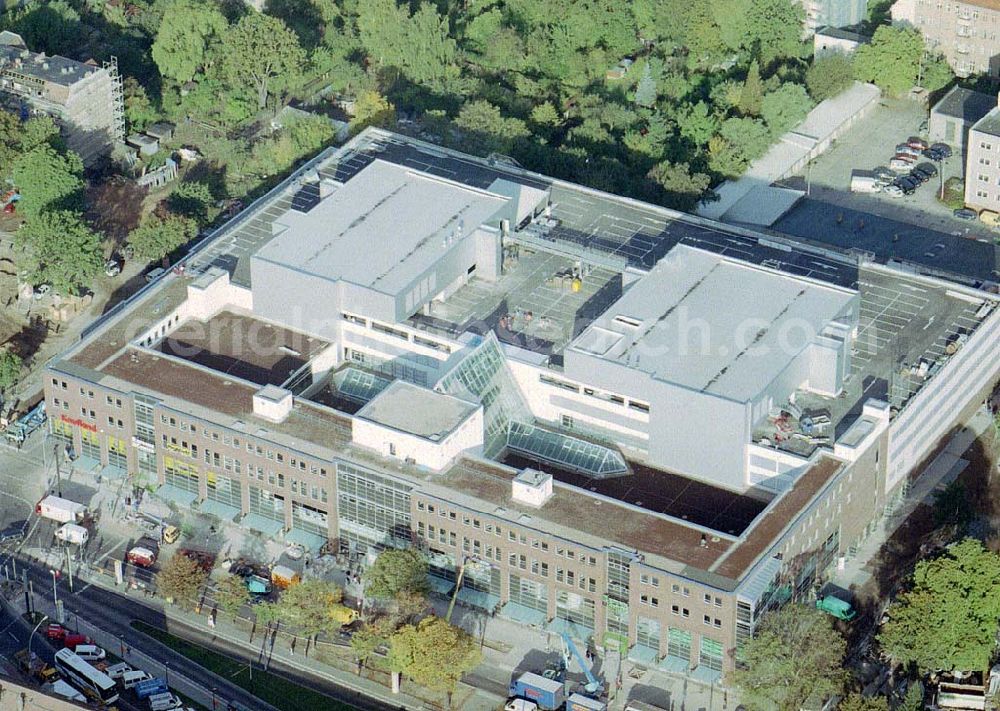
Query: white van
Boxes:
[
  {"xmin": 145, "ymin": 267, "xmax": 167, "ymax": 283},
  {"xmin": 73, "ymin": 644, "xmax": 106, "ymax": 661},
  {"xmin": 55, "ymin": 523, "xmax": 89, "ymax": 545},
  {"xmin": 121, "ymin": 670, "xmax": 152, "ymax": 688},
  {"xmin": 105, "ymin": 662, "xmax": 133, "ymax": 680},
  {"xmin": 148, "ymin": 692, "xmax": 183, "ymax": 710}
]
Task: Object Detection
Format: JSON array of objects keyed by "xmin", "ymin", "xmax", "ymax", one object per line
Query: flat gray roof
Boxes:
[
  {"xmin": 356, "ymin": 380, "xmax": 479, "ymax": 440},
  {"xmin": 254, "ymin": 159, "xmax": 507, "ymax": 296},
  {"xmin": 570, "ymin": 245, "xmax": 856, "ymax": 401},
  {"xmin": 0, "ymin": 43, "xmax": 99, "ymax": 87},
  {"xmin": 973, "ymin": 106, "xmax": 1000, "ymax": 138},
  {"xmin": 932, "ymin": 86, "xmax": 995, "ymax": 123}
]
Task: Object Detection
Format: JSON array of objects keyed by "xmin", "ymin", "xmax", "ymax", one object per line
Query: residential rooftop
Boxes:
[
  {"xmin": 973, "ymin": 107, "xmax": 1000, "ymax": 138},
  {"xmin": 0, "ymin": 36, "xmax": 100, "ymax": 87},
  {"xmin": 932, "ymin": 86, "xmax": 996, "ymax": 123}
]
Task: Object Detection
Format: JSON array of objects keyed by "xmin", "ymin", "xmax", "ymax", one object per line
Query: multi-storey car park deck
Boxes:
[{"xmin": 46, "ymin": 129, "xmax": 1000, "ymax": 678}]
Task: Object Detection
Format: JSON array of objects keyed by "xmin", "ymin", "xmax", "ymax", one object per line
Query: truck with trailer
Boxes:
[
  {"xmin": 36, "ymin": 496, "xmax": 86, "ymax": 524},
  {"xmin": 509, "ymin": 672, "xmax": 566, "ymax": 711}
]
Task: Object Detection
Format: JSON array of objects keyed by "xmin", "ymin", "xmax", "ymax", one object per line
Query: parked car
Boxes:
[
  {"xmin": 105, "ymin": 662, "xmax": 133, "ymax": 680},
  {"xmin": 121, "ymin": 670, "xmax": 153, "ymax": 689},
  {"xmin": 889, "ymin": 157, "xmax": 915, "ymax": 171},
  {"xmin": 954, "ymin": 208, "xmax": 978, "ymax": 220},
  {"xmin": 45, "ymin": 623, "xmax": 67, "ymax": 641},
  {"xmin": 906, "ymin": 136, "xmax": 929, "ymax": 150},
  {"xmin": 907, "ymin": 170, "xmax": 929, "ymax": 184},
  {"xmin": 873, "ymin": 166, "xmax": 896, "ymax": 181},
  {"xmin": 930, "ymin": 142, "xmax": 953, "ymax": 158},
  {"xmin": 895, "ymin": 144, "xmax": 922, "ymax": 157},
  {"xmin": 922, "ymin": 147, "xmax": 945, "ymax": 161},
  {"xmin": 61, "ymin": 634, "xmax": 92, "ymax": 649},
  {"xmin": 72, "ymin": 644, "xmax": 105, "ymax": 662},
  {"xmin": 913, "ymin": 162, "xmax": 937, "ymax": 178},
  {"xmin": 103, "ymin": 258, "xmax": 122, "ymax": 277},
  {"xmin": 0, "ymin": 519, "xmax": 28, "ymax": 543},
  {"xmin": 883, "ymin": 184, "xmax": 905, "ymax": 198},
  {"xmin": 145, "ymin": 267, "xmax": 166, "ymax": 283}
]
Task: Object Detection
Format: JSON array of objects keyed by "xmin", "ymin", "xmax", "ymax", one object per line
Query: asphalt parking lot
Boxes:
[{"xmin": 773, "ymin": 98, "xmax": 1000, "ymax": 283}]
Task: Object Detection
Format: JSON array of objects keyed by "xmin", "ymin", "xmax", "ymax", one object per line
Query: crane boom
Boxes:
[{"xmin": 560, "ymin": 633, "xmax": 602, "ymax": 694}]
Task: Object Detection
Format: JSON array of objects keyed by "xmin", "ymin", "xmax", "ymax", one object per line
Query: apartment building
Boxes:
[
  {"xmin": 891, "ymin": 0, "xmax": 1000, "ymax": 77},
  {"xmin": 45, "ymin": 129, "xmax": 1000, "ymax": 679},
  {"xmin": 964, "ymin": 98, "xmax": 1000, "ymax": 210},
  {"xmin": 800, "ymin": 0, "xmax": 868, "ymax": 34},
  {"xmin": 0, "ymin": 31, "xmax": 123, "ymax": 166},
  {"xmin": 929, "ymin": 85, "xmax": 995, "ymax": 154}
]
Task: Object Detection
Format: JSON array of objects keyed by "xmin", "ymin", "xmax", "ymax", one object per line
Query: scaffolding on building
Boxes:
[{"xmin": 103, "ymin": 56, "xmax": 125, "ymax": 144}]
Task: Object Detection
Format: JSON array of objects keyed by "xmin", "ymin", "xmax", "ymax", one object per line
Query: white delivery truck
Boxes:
[
  {"xmin": 54, "ymin": 523, "xmax": 89, "ymax": 545},
  {"xmin": 850, "ymin": 170, "xmax": 880, "ymax": 193},
  {"xmin": 36, "ymin": 496, "xmax": 86, "ymax": 524}
]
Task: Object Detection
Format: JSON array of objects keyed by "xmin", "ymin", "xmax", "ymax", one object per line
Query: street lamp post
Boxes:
[
  {"xmin": 164, "ymin": 661, "xmax": 170, "ymax": 686},
  {"xmin": 211, "ymin": 687, "xmax": 218, "ymax": 710},
  {"xmin": 28, "ymin": 614, "xmax": 48, "ymax": 662},
  {"xmin": 49, "ymin": 569, "xmax": 58, "ymax": 608}
]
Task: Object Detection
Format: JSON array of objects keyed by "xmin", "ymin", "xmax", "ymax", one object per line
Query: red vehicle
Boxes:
[
  {"xmin": 45, "ymin": 623, "xmax": 67, "ymax": 641},
  {"xmin": 61, "ymin": 634, "xmax": 92, "ymax": 649},
  {"xmin": 127, "ymin": 546, "xmax": 157, "ymax": 568}
]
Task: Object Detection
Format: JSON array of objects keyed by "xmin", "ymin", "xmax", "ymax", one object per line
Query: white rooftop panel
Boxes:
[
  {"xmin": 356, "ymin": 380, "xmax": 479, "ymax": 441},
  {"xmin": 254, "ymin": 159, "xmax": 508, "ymax": 296},
  {"xmin": 569, "ymin": 245, "xmax": 856, "ymax": 401}
]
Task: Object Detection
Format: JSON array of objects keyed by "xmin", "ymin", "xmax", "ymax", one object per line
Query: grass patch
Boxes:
[{"xmin": 131, "ymin": 621, "xmax": 356, "ymax": 711}]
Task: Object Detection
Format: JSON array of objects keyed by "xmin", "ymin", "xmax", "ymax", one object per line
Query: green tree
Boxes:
[
  {"xmin": 364, "ymin": 549, "xmax": 429, "ymax": 600},
  {"xmin": 11, "ymin": 145, "xmax": 84, "ymax": 218},
  {"xmin": 12, "ymin": 0, "xmax": 81, "ymax": 56},
  {"xmin": 806, "ymin": 54, "xmax": 855, "ymax": 101},
  {"xmin": 123, "ymin": 78, "xmax": 157, "ymax": 133},
  {"xmin": 213, "ymin": 574, "xmax": 250, "ymax": 620},
  {"xmin": 761, "ymin": 83, "xmax": 812, "ymax": 135},
  {"xmin": 922, "ymin": 54, "xmax": 954, "ymax": 93},
  {"xmin": 16, "ymin": 211, "xmax": 102, "ymax": 293},
  {"xmin": 730, "ymin": 603, "xmax": 848, "ymax": 711},
  {"xmin": 151, "ymin": 0, "xmax": 227, "ymax": 84},
  {"xmin": 838, "ymin": 693, "xmax": 889, "ymax": 711},
  {"xmin": 738, "ymin": 61, "xmax": 765, "ymax": 117},
  {"xmin": 676, "ymin": 101, "xmax": 720, "ymax": 148},
  {"xmin": 155, "ymin": 553, "xmax": 209, "ymax": 609},
  {"xmin": 350, "ymin": 618, "xmax": 393, "ymax": 673},
  {"xmin": 0, "ymin": 350, "xmax": 22, "ymax": 393},
  {"xmin": 218, "ymin": 13, "xmax": 305, "ymax": 110},
  {"xmin": 647, "ymin": 161, "xmax": 712, "ymax": 212},
  {"xmin": 853, "ymin": 26, "xmax": 928, "ymax": 97},
  {"xmin": 634, "ymin": 63, "xmax": 657, "ymax": 108},
  {"xmin": 127, "ymin": 215, "xmax": 196, "ymax": 262},
  {"xmin": 454, "ymin": 100, "xmax": 529, "ymax": 156},
  {"xmin": 349, "ymin": 90, "xmax": 396, "ymax": 133},
  {"xmin": 167, "ymin": 182, "xmax": 214, "ymax": 224},
  {"xmin": 740, "ymin": 0, "xmax": 806, "ymax": 63},
  {"xmin": 273, "ymin": 579, "xmax": 348, "ymax": 641},
  {"xmin": 932, "ymin": 480, "xmax": 973, "ymax": 528},
  {"xmin": 878, "ymin": 538, "xmax": 1000, "ymax": 673},
  {"xmin": 388, "ymin": 616, "xmax": 482, "ymax": 704},
  {"xmin": 356, "ymin": 0, "xmax": 457, "ymax": 86},
  {"xmin": 900, "ymin": 682, "xmax": 924, "ymax": 711}
]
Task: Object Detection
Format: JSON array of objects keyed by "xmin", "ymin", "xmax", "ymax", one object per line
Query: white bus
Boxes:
[{"xmin": 53, "ymin": 648, "xmax": 119, "ymax": 704}]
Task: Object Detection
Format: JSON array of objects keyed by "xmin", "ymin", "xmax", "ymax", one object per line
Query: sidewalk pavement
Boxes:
[{"xmin": 831, "ymin": 405, "xmax": 995, "ymax": 591}]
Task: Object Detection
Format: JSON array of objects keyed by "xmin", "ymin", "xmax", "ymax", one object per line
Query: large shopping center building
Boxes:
[{"xmin": 45, "ymin": 129, "xmax": 1000, "ymax": 678}]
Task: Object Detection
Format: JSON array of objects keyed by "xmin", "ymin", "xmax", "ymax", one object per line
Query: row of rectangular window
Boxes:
[{"xmin": 160, "ymin": 413, "xmax": 327, "ymax": 477}]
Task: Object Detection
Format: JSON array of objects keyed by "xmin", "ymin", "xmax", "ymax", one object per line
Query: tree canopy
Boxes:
[
  {"xmin": 127, "ymin": 214, "xmax": 196, "ymax": 262},
  {"xmin": 11, "ymin": 145, "xmax": 84, "ymax": 218},
  {"xmin": 151, "ymin": 0, "xmax": 227, "ymax": 84},
  {"xmin": 218, "ymin": 13, "xmax": 305, "ymax": 110},
  {"xmin": 156, "ymin": 553, "xmax": 209, "ymax": 609},
  {"xmin": 853, "ymin": 26, "xmax": 937, "ymax": 97},
  {"xmin": 806, "ymin": 53, "xmax": 855, "ymax": 101},
  {"xmin": 878, "ymin": 538, "xmax": 1000, "ymax": 673},
  {"xmin": 273, "ymin": 579, "xmax": 352, "ymax": 640},
  {"xmin": 213, "ymin": 574, "xmax": 250, "ymax": 620},
  {"xmin": 0, "ymin": 350, "xmax": 22, "ymax": 393},
  {"xmin": 730, "ymin": 603, "xmax": 848, "ymax": 711},
  {"xmin": 15, "ymin": 210, "xmax": 102, "ymax": 292},
  {"xmin": 388, "ymin": 616, "xmax": 481, "ymax": 699},
  {"xmin": 364, "ymin": 549, "xmax": 429, "ymax": 601}
]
